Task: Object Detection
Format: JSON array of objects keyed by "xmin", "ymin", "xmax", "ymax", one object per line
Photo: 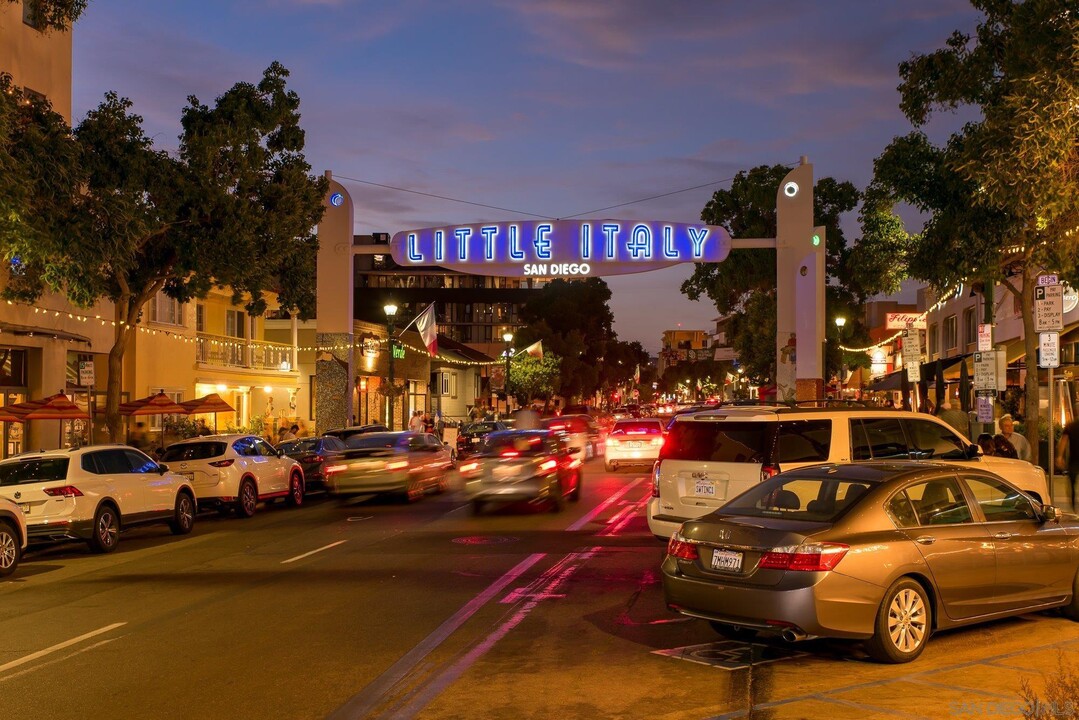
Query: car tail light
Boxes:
[
  {"xmin": 607, "ymin": 438, "xmax": 620, "ymax": 448},
  {"xmin": 43, "ymin": 485, "xmax": 83, "ymax": 498},
  {"xmin": 538, "ymin": 459, "xmax": 557, "ymax": 473},
  {"xmin": 500, "ymin": 450, "xmax": 519, "ymax": 458},
  {"xmin": 459, "ymin": 461, "xmax": 479, "ymax": 473},
  {"xmin": 760, "ymin": 463, "xmax": 780, "ymax": 482},
  {"xmin": 758, "ymin": 543, "xmax": 849, "ymax": 572},
  {"xmin": 209, "ymin": 459, "xmax": 235, "ymax": 468},
  {"xmin": 666, "ymin": 531, "xmax": 698, "ymax": 560},
  {"xmin": 300, "ymin": 454, "xmax": 324, "ymax": 464},
  {"xmin": 385, "ymin": 460, "xmax": 409, "ymax": 471},
  {"xmin": 324, "ymin": 464, "xmax": 347, "ymax": 475},
  {"xmin": 650, "ymin": 437, "xmax": 663, "ymax": 446},
  {"xmin": 568, "ymin": 457, "xmax": 582, "ymax": 469},
  {"xmin": 651, "ymin": 461, "xmax": 662, "ymax": 497}
]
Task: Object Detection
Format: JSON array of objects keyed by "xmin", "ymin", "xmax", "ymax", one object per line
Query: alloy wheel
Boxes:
[
  {"xmin": 179, "ymin": 496, "xmax": 194, "ymax": 530},
  {"xmin": 887, "ymin": 587, "xmax": 926, "ymax": 654},
  {"xmin": 0, "ymin": 530, "xmax": 16, "ymax": 570},
  {"xmin": 241, "ymin": 483, "xmax": 257, "ymax": 515},
  {"xmin": 98, "ymin": 511, "xmax": 117, "ymax": 549}
]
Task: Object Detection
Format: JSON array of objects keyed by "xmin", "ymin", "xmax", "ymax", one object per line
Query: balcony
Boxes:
[{"xmin": 196, "ymin": 333, "xmax": 295, "ymax": 372}]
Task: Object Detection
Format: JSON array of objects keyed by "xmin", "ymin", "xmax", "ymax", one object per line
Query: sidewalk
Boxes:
[{"xmin": 1047, "ymin": 471, "xmax": 1075, "ymax": 510}]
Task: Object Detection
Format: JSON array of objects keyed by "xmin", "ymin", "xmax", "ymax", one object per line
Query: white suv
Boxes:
[
  {"xmin": 647, "ymin": 406, "xmax": 1049, "ymax": 539},
  {"xmin": 0, "ymin": 445, "xmax": 197, "ymax": 553},
  {"xmin": 161, "ymin": 434, "xmax": 305, "ymax": 518},
  {"xmin": 0, "ymin": 497, "xmax": 27, "ymax": 576}
]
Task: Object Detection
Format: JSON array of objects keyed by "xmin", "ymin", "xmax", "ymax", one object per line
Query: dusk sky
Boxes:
[{"xmin": 72, "ymin": 0, "xmax": 980, "ymax": 354}]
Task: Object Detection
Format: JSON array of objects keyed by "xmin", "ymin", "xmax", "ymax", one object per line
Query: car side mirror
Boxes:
[
  {"xmin": 966, "ymin": 443, "xmax": 981, "ymax": 460},
  {"xmin": 157, "ymin": 463, "xmax": 169, "ymax": 474},
  {"xmin": 1041, "ymin": 505, "xmax": 1063, "ymax": 523}
]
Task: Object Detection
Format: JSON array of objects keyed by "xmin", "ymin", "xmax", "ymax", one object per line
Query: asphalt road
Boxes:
[{"xmin": 2, "ymin": 461, "xmax": 1078, "ymax": 720}]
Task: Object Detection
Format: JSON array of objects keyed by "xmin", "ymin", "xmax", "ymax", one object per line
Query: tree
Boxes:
[
  {"xmin": 1, "ymin": 62, "xmax": 327, "ymax": 440},
  {"xmin": 3, "ymin": 0, "xmax": 88, "ymax": 31},
  {"xmin": 681, "ymin": 165, "xmax": 866, "ymax": 385},
  {"xmin": 851, "ymin": 1, "xmax": 1079, "ymax": 455},
  {"xmin": 509, "ymin": 354, "xmax": 561, "ymax": 405}
]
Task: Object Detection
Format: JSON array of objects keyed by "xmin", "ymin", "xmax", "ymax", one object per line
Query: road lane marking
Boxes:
[
  {"xmin": 565, "ymin": 477, "xmax": 644, "ymax": 531},
  {"xmin": 280, "ymin": 540, "xmax": 347, "ymax": 564},
  {"xmin": 0, "ymin": 637, "xmax": 120, "ymax": 682},
  {"xmin": 0, "ymin": 622, "xmax": 126, "ymax": 675},
  {"xmin": 597, "ymin": 489, "xmax": 651, "ymax": 537},
  {"xmin": 328, "ymin": 552, "xmax": 546, "ymax": 720}
]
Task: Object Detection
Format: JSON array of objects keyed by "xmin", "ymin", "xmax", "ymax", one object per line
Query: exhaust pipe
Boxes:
[{"xmin": 781, "ymin": 628, "xmax": 807, "ymax": 643}]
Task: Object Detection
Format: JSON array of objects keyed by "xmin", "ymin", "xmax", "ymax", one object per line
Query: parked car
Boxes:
[
  {"xmin": 160, "ymin": 434, "xmax": 305, "ymax": 518},
  {"xmin": 0, "ymin": 496, "xmax": 27, "ymax": 577},
  {"xmin": 323, "ymin": 424, "xmax": 390, "ymax": 442},
  {"xmin": 456, "ymin": 421, "xmax": 507, "ymax": 458},
  {"xmin": 542, "ymin": 414, "xmax": 604, "ymax": 460},
  {"xmin": 460, "ymin": 430, "xmax": 582, "ymax": 514},
  {"xmin": 0, "ymin": 445, "xmax": 196, "ymax": 553},
  {"xmin": 605, "ymin": 418, "xmax": 665, "ymax": 472},
  {"xmin": 277, "ymin": 436, "xmax": 346, "ymax": 489},
  {"xmin": 662, "ymin": 462, "xmax": 1079, "ymax": 663},
  {"xmin": 648, "ymin": 406, "xmax": 1049, "ymax": 539},
  {"xmin": 323, "ymin": 431, "xmax": 453, "ymax": 502}
]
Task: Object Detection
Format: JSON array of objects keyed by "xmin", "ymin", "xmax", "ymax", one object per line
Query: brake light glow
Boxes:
[
  {"xmin": 301, "ymin": 454, "xmax": 324, "ymax": 464},
  {"xmin": 666, "ymin": 532, "xmax": 699, "ymax": 560},
  {"xmin": 500, "ymin": 450, "xmax": 519, "ymax": 457},
  {"xmin": 607, "ymin": 439, "xmax": 620, "ymax": 448},
  {"xmin": 651, "ymin": 461, "xmax": 661, "ymax": 497},
  {"xmin": 324, "ymin": 464, "xmax": 347, "ymax": 474},
  {"xmin": 385, "ymin": 460, "xmax": 409, "ymax": 471},
  {"xmin": 758, "ymin": 543, "xmax": 849, "ymax": 572},
  {"xmin": 760, "ymin": 463, "xmax": 780, "ymax": 482},
  {"xmin": 538, "ymin": 459, "xmax": 557, "ymax": 472},
  {"xmin": 209, "ymin": 459, "xmax": 235, "ymax": 468},
  {"xmin": 568, "ymin": 458, "xmax": 582, "ymax": 469},
  {"xmin": 43, "ymin": 485, "xmax": 83, "ymax": 498},
  {"xmin": 459, "ymin": 461, "xmax": 479, "ymax": 473},
  {"xmin": 651, "ymin": 437, "xmax": 663, "ymax": 446}
]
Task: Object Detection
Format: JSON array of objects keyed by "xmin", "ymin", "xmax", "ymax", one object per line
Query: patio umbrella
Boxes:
[
  {"xmin": 179, "ymin": 393, "xmax": 235, "ymax": 433},
  {"xmin": 934, "ymin": 361, "xmax": 946, "ymax": 413},
  {"xmin": 900, "ymin": 371, "xmax": 912, "ymax": 411},
  {"xmin": 8, "ymin": 392, "xmax": 91, "ymax": 446},
  {"xmin": 959, "ymin": 360, "xmax": 972, "ymax": 412},
  {"xmin": 918, "ymin": 378, "xmax": 930, "ymax": 413},
  {"xmin": 0, "ymin": 409, "xmax": 19, "ymax": 423},
  {"xmin": 119, "ymin": 392, "xmax": 188, "ymax": 452}
]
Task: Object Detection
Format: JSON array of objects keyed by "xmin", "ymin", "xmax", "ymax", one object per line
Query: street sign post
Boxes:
[
  {"xmin": 902, "ymin": 324, "xmax": 922, "ymax": 382},
  {"xmin": 977, "ymin": 324, "xmax": 993, "ymax": 352},
  {"xmin": 1035, "ymin": 284, "xmax": 1064, "ymax": 332},
  {"xmin": 975, "ymin": 390, "xmax": 995, "ymax": 424},
  {"xmin": 1039, "ymin": 332, "xmax": 1060, "ymax": 369}
]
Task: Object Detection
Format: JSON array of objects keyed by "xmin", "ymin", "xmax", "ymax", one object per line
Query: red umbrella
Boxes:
[
  {"xmin": 119, "ymin": 392, "xmax": 188, "ymax": 451},
  {"xmin": 179, "ymin": 393, "xmax": 235, "ymax": 433},
  {"xmin": 0, "ymin": 409, "xmax": 19, "ymax": 423},
  {"xmin": 8, "ymin": 392, "xmax": 91, "ymax": 446}
]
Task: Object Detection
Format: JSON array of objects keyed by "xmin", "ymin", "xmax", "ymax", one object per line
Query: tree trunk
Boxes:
[
  {"xmin": 1020, "ymin": 270, "xmax": 1041, "ymax": 465},
  {"xmin": 105, "ymin": 298, "xmax": 131, "ymax": 442}
]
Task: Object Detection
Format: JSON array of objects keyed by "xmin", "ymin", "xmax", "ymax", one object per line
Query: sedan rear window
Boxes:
[
  {"xmin": 481, "ymin": 433, "xmax": 550, "ymax": 456},
  {"xmin": 610, "ymin": 421, "xmax": 663, "ymax": 435},
  {"xmin": 345, "ymin": 433, "xmax": 399, "ymax": 450},
  {"xmin": 723, "ymin": 474, "xmax": 878, "ymax": 522},
  {"xmin": 161, "ymin": 442, "xmax": 227, "ymax": 462},
  {"xmin": 660, "ymin": 421, "xmax": 772, "ymax": 463},
  {"xmin": 0, "ymin": 458, "xmax": 70, "ymax": 486}
]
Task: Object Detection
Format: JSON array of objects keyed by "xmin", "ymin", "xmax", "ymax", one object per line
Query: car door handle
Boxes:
[
  {"xmin": 914, "ymin": 536, "xmax": 936, "ymax": 545},
  {"xmin": 993, "ymin": 531, "xmax": 1018, "ymax": 539}
]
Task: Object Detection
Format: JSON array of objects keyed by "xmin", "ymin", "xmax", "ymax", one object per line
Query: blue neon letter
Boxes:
[
  {"xmin": 601, "ymin": 223, "xmax": 620, "ymax": 259},
  {"xmin": 407, "ymin": 233, "xmax": 423, "ymax": 262},
  {"xmin": 688, "ymin": 227, "xmax": 709, "ymax": 258},
  {"xmin": 580, "ymin": 224, "xmax": 591, "ymax": 260},
  {"xmin": 455, "ymin": 228, "xmax": 471, "ymax": 260},
  {"xmin": 480, "ymin": 226, "xmax": 497, "ymax": 261},
  {"xmin": 509, "ymin": 225, "xmax": 525, "ymax": 260},
  {"xmin": 534, "ymin": 223, "xmax": 552, "ymax": 260},
  {"xmin": 663, "ymin": 226, "xmax": 678, "ymax": 259},
  {"xmin": 434, "ymin": 231, "xmax": 444, "ymax": 261},
  {"xmin": 628, "ymin": 224, "xmax": 652, "ymax": 259}
]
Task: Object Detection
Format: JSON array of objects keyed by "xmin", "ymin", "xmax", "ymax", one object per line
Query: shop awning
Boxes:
[
  {"xmin": 867, "ymin": 355, "xmax": 969, "ymax": 392},
  {"xmin": 0, "ymin": 320, "xmax": 91, "ymax": 345}
]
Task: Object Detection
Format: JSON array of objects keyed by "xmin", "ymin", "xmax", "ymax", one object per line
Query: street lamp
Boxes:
[
  {"xmin": 384, "ymin": 303, "xmax": 398, "ymax": 430},
  {"xmin": 834, "ymin": 317, "xmax": 847, "ymax": 397},
  {"xmin": 502, "ymin": 331, "xmax": 513, "ymax": 414}
]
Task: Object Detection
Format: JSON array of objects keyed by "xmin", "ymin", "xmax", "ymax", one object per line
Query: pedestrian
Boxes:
[
  {"xmin": 408, "ymin": 410, "xmax": 424, "ymax": 432},
  {"xmin": 937, "ymin": 401, "xmax": 970, "ymax": 441},
  {"xmin": 195, "ymin": 419, "xmax": 213, "ymax": 437},
  {"xmin": 423, "ymin": 411, "xmax": 434, "ymax": 433},
  {"xmin": 289, "ymin": 423, "xmax": 300, "ymax": 439},
  {"xmin": 991, "ymin": 434, "xmax": 1018, "ymax": 459},
  {"xmin": 130, "ymin": 421, "xmax": 150, "ymax": 451},
  {"xmin": 998, "ymin": 414, "xmax": 1031, "ymax": 462},
  {"xmin": 977, "ymin": 433, "xmax": 996, "ymax": 456},
  {"xmin": 1057, "ymin": 408, "xmax": 1079, "ymax": 510}
]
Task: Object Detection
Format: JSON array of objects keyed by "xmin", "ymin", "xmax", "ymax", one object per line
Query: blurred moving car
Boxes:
[
  {"xmin": 605, "ymin": 418, "xmax": 665, "ymax": 472},
  {"xmin": 0, "ymin": 496, "xmax": 27, "ymax": 576},
  {"xmin": 323, "ymin": 424, "xmax": 389, "ymax": 442},
  {"xmin": 161, "ymin": 434, "xmax": 305, "ymax": 518},
  {"xmin": 542, "ymin": 414, "xmax": 603, "ymax": 461},
  {"xmin": 456, "ymin": 421, "xmax": 507, "ymax": 458},
  {"xmin": 662, "ymin": 462, "xmax": 1079, "ymax": 663},
  {"xmin": 324, "ymin": 431, "xmax": 453, "ymax": 502},
  {"xmin": 0, "ymin": 445, "xmax": 196, "ymax": 553},
  {"xmin": 277, "ymin": 436, "xmax": 347, "ymax": 489},
  {"xmin": 460, "ymin": 430, "xmax": 582, "ymax": 514}
]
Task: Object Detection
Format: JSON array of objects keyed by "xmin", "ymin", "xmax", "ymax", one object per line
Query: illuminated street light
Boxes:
[{"xmin": 385, "ymin": 303, "xmax": 398, "ymax": 429}]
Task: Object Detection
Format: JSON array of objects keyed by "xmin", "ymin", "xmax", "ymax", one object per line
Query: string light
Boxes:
[{"xmin": 839, "ymin": 285, "xmax": 963, "ymax": 353}]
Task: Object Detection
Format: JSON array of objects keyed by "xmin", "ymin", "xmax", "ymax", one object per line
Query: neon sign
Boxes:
[{"xmin": 389, "ymin": 220, "xmax": 731, "ymax": 277}]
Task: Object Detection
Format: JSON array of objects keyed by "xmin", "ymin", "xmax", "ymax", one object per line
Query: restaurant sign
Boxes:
[
  {"xmin": 886, "ymin": 313, "xmax": 926, "ymax": 330},
  {"xmin": 390, "ymin": 220, "xmax": 732, "ymax": 277}
]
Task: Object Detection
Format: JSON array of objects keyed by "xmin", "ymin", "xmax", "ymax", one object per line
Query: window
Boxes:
[
  {"xmin": 253, "ymin": 439, "xmax": 278, "ymax": 457},
  {"xmin": 962, "ymin": 475, "xmax": 1038, "ymax": 522},
  {"xmin": 902, "ymin": 419, "xmax": 967, "ymax": 460},
  {"xmin": 226, "ymin": 310, "xmax": 246, "ymax": 339},
  {"xmin": 150, "ymin": 292, "xmax": 184, "ymax": 326},
  {"xmin": 438, "ymin": 371, "xmax": 458, "ymax": 398},
  {"xmin": 123, "ymin": 449, "xmax": 159, "ymax": 473},
  {"xmin": 85, "ymin": 450, "xmax": 132, "ymax": 475},
  {"xmin": 943, "ymin": 315, "xmax": 957, "ymax": 350},
  {"xmin": 905, "ymin": 478, "xmax": 972, "ymax": 525},
  {"xmin": 196, "ymin": 304, "xmax": 206, "ymax": 333},
  {"xmin": 851, "ymin": 418, "xmax": 908, "ymax": 460},
  {"xmin": 659, "ymin": 421, "xmax": 771, "ymax": 463},
  {"xmin": 927, "ymin": 323, "xmax": 938, "ymax": 357},
  {"xmin": 148, "ymin": 390, "xmax": 183, "ymax": 431},
  {"xmin": 963, "ymin": 307, "xmax": 976, "ymax": 347},
  {"xmin": 775, "ymin": 420, "xmax": 832, "ymax": 463},
  {"xmin": 886, "ymin": 491, "xmax": 920, "ymax": 528}
]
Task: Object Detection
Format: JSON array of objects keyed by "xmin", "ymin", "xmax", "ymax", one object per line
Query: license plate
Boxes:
[
  {"xmin": 694, "ymin": 479, "xmax": 716, "ymax": 496},
  {"xmin": 472, "ymin": 438, "xmax": 481, "ymax": 444},
  {"xmin": 628, "ymin": 441, "xmax": 642, "ymax": 449},
  {"xmin": 710, "ymin": 549, "xmax": 743, "ymax": 572}
]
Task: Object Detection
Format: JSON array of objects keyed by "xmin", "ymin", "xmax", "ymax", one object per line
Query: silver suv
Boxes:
[{"xmin": 647, "ymin": 406, "xmax": 1049, "ymax": 539}]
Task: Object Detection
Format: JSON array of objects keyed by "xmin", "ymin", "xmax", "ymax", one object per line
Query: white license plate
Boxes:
[
  {"xmin": 628, "ymin": 441, "xmax": 642, "ymax": 449},
  {"xmin": 472, "ymin": 438, "xmax": 481, "ymax": 444},
  {"xmin": 694, "ymin": 479, "xmax": 716, "ymax": 496},
  {"xmin": 710, "ymin": 549, "xmax": 743, "ymax": 572}
]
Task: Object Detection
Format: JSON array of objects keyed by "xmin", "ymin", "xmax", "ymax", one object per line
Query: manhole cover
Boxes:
[
  {"xmin": 452, "ymin": 535, "xmax": 519, "ymax": 545},
  {"xmin": 653, "ymin": 640, "xmax": 807, "ymax": 671}
]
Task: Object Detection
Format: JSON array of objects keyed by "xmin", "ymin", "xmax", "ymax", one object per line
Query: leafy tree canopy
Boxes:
[
  {"xmin": 509, "ymin": 354, "xmax": 562, "ymax": 404},
  {"xmin": 4, "ymin": 0, "xmax": 88, "ymax": 31}
]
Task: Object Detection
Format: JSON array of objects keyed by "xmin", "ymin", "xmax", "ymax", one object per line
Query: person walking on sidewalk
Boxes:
[
  {"xmin": 998, "ymin": 415, "xmax": 1031, "ymax": 462},
  {"xmin": 1056, "ymin": 408, "xmax": 1079, "ymax": 510}
]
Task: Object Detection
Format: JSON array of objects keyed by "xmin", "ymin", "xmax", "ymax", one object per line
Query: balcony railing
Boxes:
[{"xmin": 196, "ymin": 333, "xmax": 295, "ymax": 371}]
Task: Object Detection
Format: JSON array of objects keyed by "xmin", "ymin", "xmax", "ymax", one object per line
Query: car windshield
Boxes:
[
  {"xmin": 345, "ymin": 433, "xmax": 400, "ymax": 450},
  {"xmin": 0, "ymin": 457, "xmax": 69, "ymax": 486},
  {"xmin": 161, "ymin": 442, "xmax": 227, "ymax": 461},
  {"xmin": 722, "ymin": 474, "xmax": 880, "ymax": 522},
  {"xmin": 661, "ymin": 421, "xmax": 772, "ymax": 463},
  {"xmin": 278, "ymin": 439, "xmax": 319, "ymax": 454},
  {"xmin": 611, "ymin": 421, "xmax": 663, "ymax": 435},
  {"xmin": 480, "ymin": 433, "xmax": 549, "ymax": 456}
]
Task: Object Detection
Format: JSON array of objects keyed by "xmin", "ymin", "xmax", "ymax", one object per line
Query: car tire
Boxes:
[
  {"xmin": 88, "ymin": 504, "xmax": 120, "ymax": 553},
  {"xmin": 471, "ymin": 499, "xmax": 485, "ymax": 516},
  {"xmin": 1064, "ymin": 571, "xmax": 1079, "ymax": 621},
  {"xmin": 169, "ymin": 492, "xmax": 195, "ymax": 535},
  {"xmin": 708, "ymin": 621, "xmax": 757, "ymax": 642},
  {"xmin": 235, "ymin": 478, "xmax": 258, "ymax": 518},
  {"xmin": 569, "ymin": 472, "xmax": 582, "ymax": 502},
  {"xmin": 549, "ymin": 478, "xmax": 565, "ymax": 513},
  {"xmin": 0, "ymin": 519, "xmax": 21, "ymax": 577},
  {"xmin": 865, "ymin": 577, "xmax": 932, "ymax": 663},
  {"xmin": 286, "ymin": 473, "xmax": 304, "ymax": 507}
]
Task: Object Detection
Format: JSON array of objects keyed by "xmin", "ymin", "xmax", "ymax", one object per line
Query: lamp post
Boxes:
[
  {"xmin": 834, "ymin": 317, "xmax": 847, "ymax": 397},
  {"xmin": 384, "ymin": 303, "xmax": 398, "ymax": 430},
  {"xmin": 502, "ymin": 331, "xmax": 513, "ymax": 415}
]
